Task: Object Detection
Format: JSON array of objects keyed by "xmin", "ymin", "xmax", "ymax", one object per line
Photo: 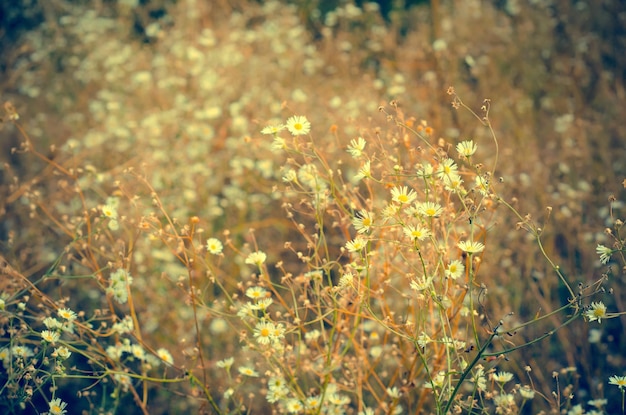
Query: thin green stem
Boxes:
[{"xmin": 442, "ymin": 323, "xmax": 500, "ymax": 415}]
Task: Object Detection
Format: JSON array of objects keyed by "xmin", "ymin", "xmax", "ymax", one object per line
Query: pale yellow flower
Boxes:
[
  {"xmin": 457, "ymin": 240, "xmax": 485, "ymax": 254},
  {"xmin": 445, "ymin": 260, "xmax": 465, "ymax": 280},
  {"xmin": 416, "ymin": 201, "xmax": 443, "ymax": 217},
  {"xmin": 456, "ymin": 140, "xmax": 477, "ymax": 157},
  {"xmin": 347, "ymin": 137, "xmax": 367, "ymax": 158},
  {"xmin": 492, "ymin": 371, "xmax": 514, "ymax": 384},
  {"xmin": 391, "ymin": 186, "xmax": 417, "ymax": 205},
  {"xmin": 352, "ymin": 210, "xmax": 374, "ymax": 234},
  {"xmin": 245, "ymin": 251, "xmax": 267, "ymax": 267},
  {"xmin": 355, "ymin": 160, "xmax": 372, "ymax": 181},
  {"xmin": 285, "ymin": 115, "xmax": 311, "ymax": 136},
  {"xmin": 585, "ymin": 301, "xmax": 607, "ymax": 324},
  {"xmin": 261, "ymin": 124, "xmax": 285, "ymax": 135},
  {"xmin": 403, "ymin": 224, "xmax": 431, "ymax": 241},
  {"xmin": 48, "ymin": 398, "xmax": 68, "ymax": 415},
  {"xmin": 206, "ymin": 238, "xmax": 223, "ymax": 255},
  {"xmin": 41, "ymin": 330, "xmax": 60, "ymax": 344},
  {"xmin": 345, "ymin": 237, "xmax": 367, "ymax": 252},
  {"xmin": 609, "ymin": 375, "xmax": 626, "ymax": 390},
  {"xmin": 156, "ymin": 348, "xmax": 174, "ymax": 364}
]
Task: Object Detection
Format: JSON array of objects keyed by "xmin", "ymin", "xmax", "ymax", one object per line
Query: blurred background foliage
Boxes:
[{"xmin": 1, "ymin": 0, "xmax": 625, "ymax": 413}]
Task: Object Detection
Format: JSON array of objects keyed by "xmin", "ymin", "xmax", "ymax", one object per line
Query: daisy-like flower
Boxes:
[
  {"xmin": 237, "ymin": 302, "xmax": 256, "ymax": 319},
  {"xmin": 391, "ymin": 186, "xmax": 417, "ymax": 205},
  {"xmin": 328, "ymin": 393, "xmax": 350, "ymax": 406},
  {"xmin": 112, "ymin": 316, "xmax": 134, "ymax": 334},
  {"xmin": 245, "ymin": 286, "xmax": 267, "ymax": 300},
  {"xmin": 445, "ymin": 259, "xmax": 465, "ymax": 280},
  {"xmin": 596, "ymin": 244, "xmax": 612, "ymax": 264},
  {"xmin": 110, "ymin": 268, "xmax": 132, "ymax": 285},
  {"xmin": 567, "ymin": 404, "xmax": 584, "ymax": 415},
  {"xmin": 57, "ymin": 308, "xmax": 77, "ymax": 321},
  {"xmin": 305, "ymin": 395, "xmax": 323, "ymax": 410},
  {"xmin": 41, "ymin": 330, "xmax": 60, "ymax": 344},
  {"xmin": 441, "ymin": 336, "xmax": 466, "ymax": 350},
  {"xmin": 585, "ymin": 301, "xmax": 607, "ymax": 323},
  {"xmin": 474, "ymin": 175, "xmax": 490, "ymax": 196},
  {"xmin": 494, "ymin": 394, "xmax": 515, "ymax": 411},
  {"xmin": 347, "ymin": 137, "xmax": 367, "ymax": 158},
  {"xmin": 381, "ymin": 203, "xmax": 400, "ymax": 220},
  {"xmin": 113, "ymin": 373, "xmax": 132, "ymax": 392},
  {"xmin": 268, "ymin": 376, "xmax": 288, "ymax": 393},
  {"xmin": 108, "ymin": 220, "xmax": 119, "ymax": 231},
  {"xmin": 156, "ymin": 348, "xmax": 174, "ymax": 364},
  {"xmin": 387, "ymin": 387, "xmax": 400, "ymax": 399},
  {"xmin": 424, "ymin": 371, "xmax": 446, "ymax": 389},
  {"xmin": 271, "ymin": 136, "xmax": 288, "ymax": 152},
  {"xmin": 12, "ymin": 345, "xmax": 34, "ymax": 358},
  {"xmin": 443, "ymin": 173, "xmax": 464, "ymax": 192},
  {"xmin": 285, "ymin": 398, "xmax": 305, "ymax": 413},
  {"xmin": 106, "ymin": 344, "xmax": 124, "ymax": 361},
  {"xmin": 410, "ymin": 275, "xmax": 433, "ymax": 291},
  {"xmin": 43, "ymin": 317, "xmax": 63, "ymax": 330},
  {"xmin": 345, "ymin": 237, "xmax": 367, "ymax": 252},
  {"xmin": 519, "ymin": 385, "xmax": 535, "ymax": 400},
  {"xmin": 338, "ymin": 272, "xmax": 355, "ymax": 288},
  {"xmin": 416, "ymin": 201, "xmax": 443, "ymax": 218},
  {"xmin": 282, "ymin": 169, "xmax": 297, "ymax": 182},
  {"xmin": 416, "ymin": 163, "xmax": 434, "ymax": 178},
  {"xmin": 271, "ymin": 323, "xmax": 286, "ymax": 342},
  {"xmin": 587, "ymin": 398, "xmax": 607, "ymax": 409},
  {"xmin": 206, "ymin": 238, "xmax": 223, "ymax": 255},
  {"xmin": 471, "ymin": 366, "xmax": 487, "ymax": 391},
  {"xmin": 107, "ymin": 269, "xmax": 133, "ymax": 304},
  {"xmin": 238, "ymin": 365, "xmax": 259, "ymax": 377},
  {"xmin": 101, "ymin": 204, "xmax": 118, "ymax": 219},
  {"xmin": 609, "ymin": 375, "xmax": 626, "ymax": 390},
  {"xmin": 54, "ymin": 346, "xmax": 72, "ymax": 360},
  {"xmin": 457, "ymin": 240, "xmax": 485, "ymax": 254},
  {"xmin": 437, "ymin": 158, "xmax": 458, "ymax": 178},
  {"xmin": 223, "ymin": 388, "xmax": 234, "ymax": 399},
  {"xmin": 130, "ymin": 344, "xmax": 146, "ymax": 360},
  {"xmin": 355, "ymin": 160, "xmax": 372, "ymax": 181},
  {"xmin": 403, "ymin": 224, "xmax": 431, "ymax": 241},
  {"xmin": 352, "ymin": 210, "xmax": 374, "ymax": 234},
  {"xmin": 216, "ymin": 357, "xmax": 234, "ymax": 371},
  {"xmin": 251, "ymin": 297, "xmax": 273, "ymax": 311},
  {"xmin": 266, "ymin": 377, "xmax": 289, "ymax": 402},
  {"xmin": 0, "ymin": 347, "xmax": 9, "ymax": 366},
  {"xmin": 245, "ymin": 251, "xmax": 267, "ymax": 267},
  {"xmin": 261, "ymin": 124, "xmax": 285, "ymax": 135},
  {"xmin": 253, "ymin": 320, "xmax": 275, "ymax": 345},
  {"xmin": 456, "ymin": 140, "xmax": 477, "ymax": 158},
  {"xmin": 492, "ymin": 371, "xmax": 514, "ymax": 384},
  {"xmin": 285, "ymin": 115, "xmax": 311, "ymax": 136},
  {"xmin": 266, "ymin": 387, "xmax": 289, "ymax": 403},
  {"xmin": 48, "ymin": 398, "xmax": 68, "ymax": 415}
]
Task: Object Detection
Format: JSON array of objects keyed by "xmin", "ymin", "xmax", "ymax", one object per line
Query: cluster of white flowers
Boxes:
[
  {"xmin": 101, "ymin": 197, "xmax": 120, "ymax": 231},
  {"xmin": 106, "ymin": 268, "xmax": 133, "ymax": 304},
  {"xmin": 265, "ymin": 380, "xmax": 352, "ymax": 413},
  {"xmin": 105, "ymin": 338, "xmax": 173, "ymax": 366}
]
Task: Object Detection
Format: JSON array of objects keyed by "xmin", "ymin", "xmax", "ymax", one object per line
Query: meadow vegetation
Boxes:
[{"xmin": 1, "ymin": 0, "xmax": 625, "ymax": 414}]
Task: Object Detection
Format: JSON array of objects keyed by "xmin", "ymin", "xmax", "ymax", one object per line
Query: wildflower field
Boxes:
[{"xmin": 1, "ymin": 0, "xmax": 625, "ymax": 414}]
